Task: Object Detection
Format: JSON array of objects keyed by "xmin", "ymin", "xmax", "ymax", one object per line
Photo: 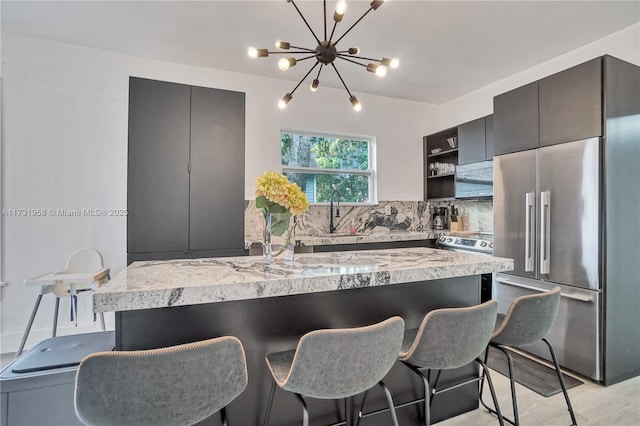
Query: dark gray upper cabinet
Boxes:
[
  {"xmin": 458, "ymin": 115, "xmax": 495, "ymax": 164},
  {"xmin": 128, "ymin": 78, "xmax": 191, "ymax": 254},
  {"xmin": 493, "ymin": 81, "xmax": 540, "ymax": 155},
  {"xmin": 485, "ymin": 115, "xmax": 494, "ymax": 159},
  {"xmin": 189, "ymin": 87, "xmax": 245, "ymax": 251},
  {"xmin": 458, "ymin": 117, "xmax": 486, "ymax": 165},
  {"xmin": 539, "ymin": 57, "xmax": 602, "ymax": 146},
  {"xmin": 128, "ymin": 78, "xmax": 245, "ymax": 261}
]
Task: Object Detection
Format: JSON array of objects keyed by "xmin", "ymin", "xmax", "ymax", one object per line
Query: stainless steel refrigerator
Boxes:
[
  {"xmin": 493, "ymin": 56, "xmax": 639, "ymax": 386},
  {"xmin": 493, "ymin": 138, "xmax": 602, "ymax": 381}
]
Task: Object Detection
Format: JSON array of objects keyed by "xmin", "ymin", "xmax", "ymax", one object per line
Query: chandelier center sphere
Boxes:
[{"xmin": 315, "ymin": 41, "xmax": 338, "ymax": 65}]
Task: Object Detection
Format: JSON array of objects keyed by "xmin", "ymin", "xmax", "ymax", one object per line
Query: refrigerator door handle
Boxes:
[
  {"xmin": 540, "ymin": 191, "xmax": 551, "ymax": 274},
  {"xmin": 495, "ymin": 277, "xmax": 595, "ymax": 303},
  {"xmin": 495, "ymin": 277, "xmax": 550, "ymax": 294},
  {"xmin": 525, "ymin": 192, "xmax": 535, "ymax": 272}
]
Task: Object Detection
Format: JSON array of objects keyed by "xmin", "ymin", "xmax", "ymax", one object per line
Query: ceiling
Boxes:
[{"xmin": 2, "ymin": 1, "xmax": 639, "ymax": 104}]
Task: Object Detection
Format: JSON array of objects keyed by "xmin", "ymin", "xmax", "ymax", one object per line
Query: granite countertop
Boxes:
[{"xmin": 94, "ymin": 248, "xmax": 513, "ymax": 313}]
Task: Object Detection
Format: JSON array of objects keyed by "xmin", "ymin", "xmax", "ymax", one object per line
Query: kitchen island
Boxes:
[{"xmin": 95, "ymin": 248, "xmax": 513, "ymax": 425}]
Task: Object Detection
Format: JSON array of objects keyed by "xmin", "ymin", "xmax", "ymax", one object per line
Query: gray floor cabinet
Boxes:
[{"xmin": 127, "ymin": 78, "xmax": 245, "ymax": 263}]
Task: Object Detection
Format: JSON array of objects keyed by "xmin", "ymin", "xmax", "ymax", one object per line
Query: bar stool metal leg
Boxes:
[
  {"xmin": 356, "ymin": 389, "xmax": 369, "ymax": 426},
  {"xmin": 263, "ymin": 380, "xmax": 277, "ymax": 426},
  {"xmin": 401, "ymin": 362, "xmax": 431, "ymax": 426},
  {"xmin": 356, "ymin": 382, "xmax": 400, "ymax": 426},
  {"xmin": 294, "ymin": 393, "xmax": 309, "ymax": 426},
  {"xmin": 378, "ymin": 381, "xmax": 399, "ymax": 426},
  {"xmin": 480, "ymin": 345, "xmax": 519, "ymax": 426},
  {"xmin": 543, "ymin": 338, "xmax": 578, "ymax": 426},
  {"xmin": 476, "ymin": 357, "xmax": 505, "ymax": 426},
  {"xmin": 220, "ymin": 406, "xmax": 228, "ymax": 426}
]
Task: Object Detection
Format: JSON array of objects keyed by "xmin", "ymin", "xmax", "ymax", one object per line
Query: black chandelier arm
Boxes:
[
  {"xmin": 289, "ymin": 61, "xmax": 321, "ymax": 96},
  {"xmin": 336, "ymin": 55, "xmax": 368, "ymax": 68},
  {"xmin": 267, "ymin": 50, "xmax": 317, "ymax": 55},
  {"xmin": 329, "ymin": 20, "xmax": 338, "ymax": 44},
  {"xmin": 334, "ymin": 5, "xmax": 375, "ymax": 45},
  {"xmin": 337, "ymin": 53, "xmax": 382, "ymax": 63},
  {"xmin": 330, "ymin": 62, "xmax": 354, "ymax": 97},
  {"xmin": 288, "ymin": 45, "xmax": 316, "ymax": 52},
  {"xmin": 296, "ymin": 55, "xmax": 318, "ymax": 62},
  {"xmin": 316, "ymin": 64, "xmax": 324, "ymax": 80},
  {"xmin": 288, "ymin": 0, "xmax": 322, "ymax": 45},
  {"xmin": 323, "ymin": 0, "xmax": 327, "ymax": 41}
]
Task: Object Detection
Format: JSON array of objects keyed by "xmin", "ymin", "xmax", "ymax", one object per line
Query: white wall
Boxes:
[
  {"xmin": 0, "ymin": 32, "xmax": 436, "ymax": 352},
  {"xmin": 437, "ymin": 23, "xmax": 640, "ymax": 129}
]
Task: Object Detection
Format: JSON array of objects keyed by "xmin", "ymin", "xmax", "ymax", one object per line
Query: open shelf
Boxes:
[
  {"xmin": 427, "ymin": 173, "xmax": 455, "ymax": 179},
  {"xmin": 427, "ymin": 148, "xmax": 458, "ymax": 158},
  {"xmin": 424, "ymin": 127, "xmax": 458, "ymax": 200}
]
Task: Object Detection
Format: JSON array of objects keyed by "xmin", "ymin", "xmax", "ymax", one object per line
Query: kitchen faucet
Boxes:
[{"xmin": 329, "ymin": 189, "xmax": 340, "ymax": 234}]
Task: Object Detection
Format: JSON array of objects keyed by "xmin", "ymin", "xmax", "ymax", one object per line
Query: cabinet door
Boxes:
[
  {"xmin": 458, "ymin": 117, "xmax": 485, "ymax": 165},
  {"xmin": 189, "ymin": 87, "xmax": 245, "ymax": 251},
  {"xmin": 485, "ymin": 115, "xmax": 495, "ymax": 160},
  {"xmin": 128, "ymin": 78, "xmax": 191, "ymax": 253},
  {"xmin": 493, "ymin": 81, "xmax": 539, "ymax": 155},
  {"xmin": 539, "ymin": 58, "xmax": 602, "ymax": 146}
]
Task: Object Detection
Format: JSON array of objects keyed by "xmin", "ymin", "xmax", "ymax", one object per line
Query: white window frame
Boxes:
[{"xmin": 281, "ymin": 129, "xmax": 377, "ymax": 205}]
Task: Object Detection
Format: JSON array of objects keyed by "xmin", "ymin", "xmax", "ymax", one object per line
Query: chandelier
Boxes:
[{"xmin": 248, "ymin": 0, "xmax": 398, "ymax": 111}]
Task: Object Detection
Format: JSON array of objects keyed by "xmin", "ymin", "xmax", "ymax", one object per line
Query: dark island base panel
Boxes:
[{"xmin": 116, "ymin": 277, "xmax": 482, "ymax": 426}]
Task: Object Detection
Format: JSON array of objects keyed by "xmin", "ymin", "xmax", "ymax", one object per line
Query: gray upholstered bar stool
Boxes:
[
  {"xmin": 263, "ymin": 316, "xmax": 404, "ymax": 426},
  {"xmin": 359, "ymin": 300, "xmax": 504, "ymax": 426},
  {"xmin": 480, "ymin": 287, "xmax": 577, "ymax": 426},
  {"xmin": 74, "ymin": 336, "xmax": 248, "ymax": 426}
]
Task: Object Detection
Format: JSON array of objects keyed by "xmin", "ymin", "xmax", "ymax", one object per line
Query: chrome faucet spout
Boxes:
[{"xmin": 329, "ymin": 189, "xmax": 341, "ymax": 234}]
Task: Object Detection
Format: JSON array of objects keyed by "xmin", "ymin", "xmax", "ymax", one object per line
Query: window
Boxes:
[{"xmin": 281, "ymin": 130, "xmax": 375, "ymax": 204}]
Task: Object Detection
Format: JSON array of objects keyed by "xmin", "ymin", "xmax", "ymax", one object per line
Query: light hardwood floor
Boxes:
[
  {"xmin": 440, "ymin": 365, "xmax": 640, "ymax": 426},
  {"xmin": 2, "ymin": 352, "xmax": 639, "ymax": 425}
]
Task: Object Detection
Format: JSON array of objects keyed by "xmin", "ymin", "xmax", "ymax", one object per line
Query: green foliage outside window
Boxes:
[{"xmin": 281, "ymin": 132, "xmax": 372, "ymax": 203}]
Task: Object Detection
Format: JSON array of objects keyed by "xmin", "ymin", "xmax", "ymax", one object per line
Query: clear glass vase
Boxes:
[{"xmin": 262, "ymin": 213, "xmax": 296, "ymax": 265}]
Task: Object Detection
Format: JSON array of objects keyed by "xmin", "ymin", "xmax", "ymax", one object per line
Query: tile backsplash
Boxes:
[{"xmin": 245, "ymin": 199, "xmax": 493, "ymax": 243}]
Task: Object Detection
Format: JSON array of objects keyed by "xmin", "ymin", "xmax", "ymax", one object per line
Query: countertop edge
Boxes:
[{"xmin": 94, "ymin": 249, "xmax": 513, "ymax": 313}]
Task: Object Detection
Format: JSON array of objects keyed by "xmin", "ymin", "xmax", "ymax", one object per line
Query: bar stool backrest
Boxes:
[
  {"xmin": 279, "ymin": 317, "xmax": 404, "ymax": 399},
  {"xmin": 75, "ymin": 336, "xmax": 248, "ymax": 426},
  {"xmin": 398, "ymin": 300, "xmax": 498, "ymax": 370},
  {"xmin": 491, "ymin": 287, "xmax": 561, "ymax": 346}
]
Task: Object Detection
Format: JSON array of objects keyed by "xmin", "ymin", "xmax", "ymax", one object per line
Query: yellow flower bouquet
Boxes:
[{"xmin": 255, "ymin": 171, "xmax": 309, "ymax": 260}]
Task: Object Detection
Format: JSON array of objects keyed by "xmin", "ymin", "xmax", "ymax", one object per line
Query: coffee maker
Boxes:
[{"xmin": 431, "ymin": 207, "xmax": 449, "ymax": 230}]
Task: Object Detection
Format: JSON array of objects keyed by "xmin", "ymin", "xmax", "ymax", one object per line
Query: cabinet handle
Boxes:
[
  {"xmin": 539, "ymin": 191, "xmax": 551, "ymax": 275},
  {"xmin": 525, "ymin": 192, "xmax": 535, "ymax": 272}
]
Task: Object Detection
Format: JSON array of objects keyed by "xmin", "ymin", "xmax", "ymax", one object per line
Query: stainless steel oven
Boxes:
[{"xmin": 437, "ymin": 233, "xmax": 493, "ymax": 302}]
